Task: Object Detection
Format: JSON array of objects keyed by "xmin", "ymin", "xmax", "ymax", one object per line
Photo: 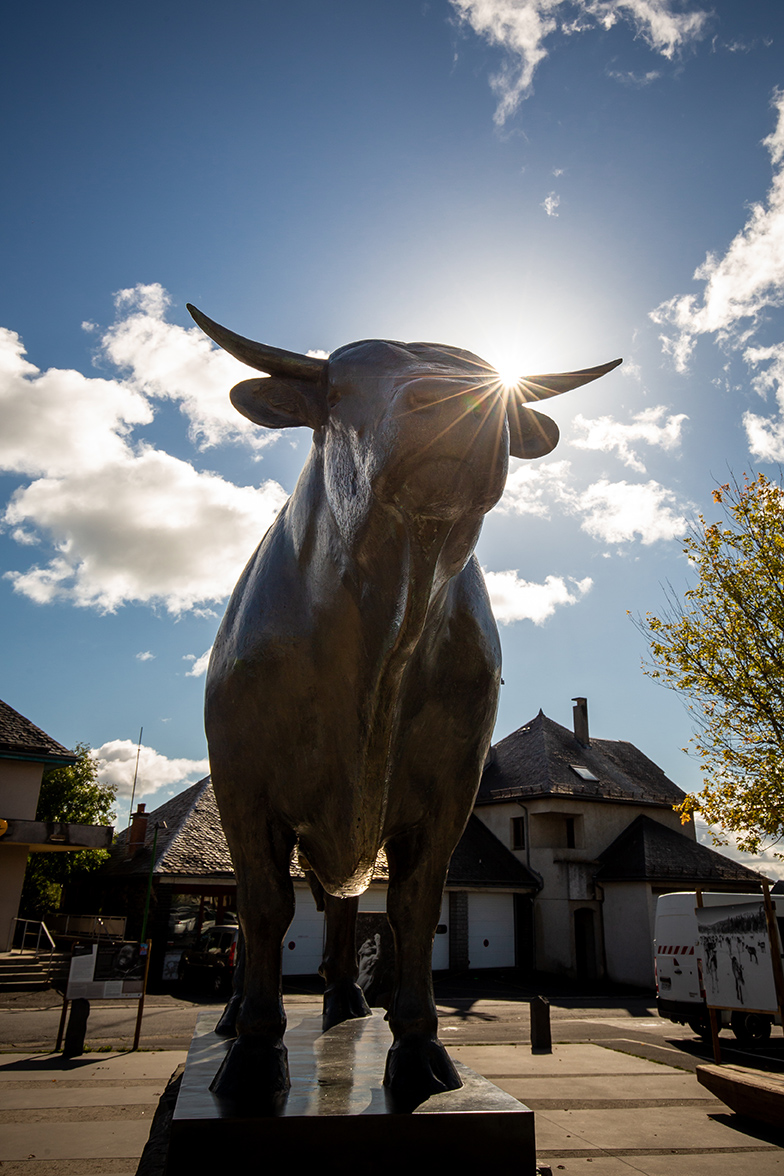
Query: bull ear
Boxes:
[
  {"xmin": 507, "ymin": 404, "xmax": 560, "ymax": 459},
  {"xmin": 230, "ymin": 377, "xmax": 329, "ymax": 431}
]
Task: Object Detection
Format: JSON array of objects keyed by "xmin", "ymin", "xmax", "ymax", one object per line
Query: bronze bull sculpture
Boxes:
[{"xmin": 188, "ymin": 303, "xmax": 620, "ymax": 1107}]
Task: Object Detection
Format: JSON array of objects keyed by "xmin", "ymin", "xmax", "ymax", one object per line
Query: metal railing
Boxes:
[
  {"xmin": 9, "ymin": 918, "xmax": 56, "ymax": 983},
  {"xmin": 47, "ymin": 914, "xmax": 126, "ymax": 940}
]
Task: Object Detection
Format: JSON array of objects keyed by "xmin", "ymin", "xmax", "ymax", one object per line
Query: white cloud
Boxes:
[
  {"xmin": 571, "ymin": 406, "xmax": 687, "ymax": 471},
  {"xmin": 0, "ymin": 297, "xmax": 290, "ymax": 614},
  {"xmin": 136, "ymin": 651, "xmax": 155, "ymax": 662},
  {"xmin": 743, "ymin": 340, "xmax": 784, "ymax": 460},
  {"xmin": 4, "ymin": 447, "xmax": 287, "ymax": 614},
  {"xmin": 93, "ymin": 739, "xmax": 209, "ymax": 800},
  {"xmin": 485, "ymin": 568, "xmax": 593, "ymax": 623},
  {"xmin": 496, "ymin": 459, "xmax": 689, "ymax": 545},
  {"xmin": 450, "ymin": 0, "xmax": 707, "ymax": 125},
  {"xmin": 100, "ymin": 284, "xmax": 275, "ymax": 452},
  {"xmin": 650, "ymin": 87, "xmax": 784, "ymax": 440},
  {"xmin": 696, "ymin": 818, "xmax": 784, "ymax": 883},
  {"xmin": 184, "ymin": 648, "xmax": 213, "ymax": 678},
  {"xmin": 496, "ymin": 459, "xmax": 572, "ymax": 516},
  {"xmin": 606, "ymin": 67, "xmax": 660, "ymax": 85},
  {"xmin": 541, "ymin": 192, "xmax": 561, "ymax": 217},
  {"xmin": 0, "ymin": 326, "xmax": 152, "ymax": 477},
  {"xmin": 574, "ymin": 478, "xmax": 687, "ymax": 543}
]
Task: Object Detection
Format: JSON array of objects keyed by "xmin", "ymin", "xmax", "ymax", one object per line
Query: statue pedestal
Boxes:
[{"xmin": 167, "ymin": 1009, "xmax": 536, "ymax": 1174}]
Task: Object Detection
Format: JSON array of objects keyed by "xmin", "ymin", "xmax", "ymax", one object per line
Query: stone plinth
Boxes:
[{"xmin": 166, "ymin": 1009, "xmax": 535, "ymax": 1173}]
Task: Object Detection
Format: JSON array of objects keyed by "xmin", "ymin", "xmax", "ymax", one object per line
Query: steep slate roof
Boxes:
[
  {"xmin": 595, "ymin": 815, "xmax": 764, "ymax": 886},
  {"xmin": 105, "ymin": 777, "xmax": 532, "ymax": 890},
  {"xmin": 0, "ymin": 698, "xmax": 76, "ymax": 765},
  {"xmin": 477, "ymin": 711, "xmax": 685, "ymax": 809},
  {"xmin": 106, "ymin": 776, "xmax": 390, "ymax": 883},
  {"xmin": 447, "ymin": 815, "xmax": 539, "ymax": 891}
]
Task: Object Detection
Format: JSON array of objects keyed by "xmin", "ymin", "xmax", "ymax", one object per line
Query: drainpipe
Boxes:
[{"xmin": 516, "ymin": 801, "xmax": 544, "ymax": 970}]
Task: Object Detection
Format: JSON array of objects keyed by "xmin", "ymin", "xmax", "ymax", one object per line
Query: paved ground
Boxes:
[{"xmin": 0, "ymin": 980, "xmax": 782, "ymax": 1174}]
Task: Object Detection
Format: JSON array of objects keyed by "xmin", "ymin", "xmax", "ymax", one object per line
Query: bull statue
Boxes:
[{"xmin": 188, "ymin": 303, "xmax": 620, "ymax": 1108}]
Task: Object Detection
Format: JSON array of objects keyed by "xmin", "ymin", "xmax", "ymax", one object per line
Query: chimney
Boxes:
[
  {"xmin": 128, "ymin": 803, "xmax": 148, "ymax": 856},
  {"xmin": 572, "ymin": 697, "xmax": 589, "ymax": 747}
]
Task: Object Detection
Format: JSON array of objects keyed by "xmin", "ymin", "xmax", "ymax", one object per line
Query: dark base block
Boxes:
[{"xmin": 166, "ymin": 1010, "xmax": 535, "ymax": 1174}]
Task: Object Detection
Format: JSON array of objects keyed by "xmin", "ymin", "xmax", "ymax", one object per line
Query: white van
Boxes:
[{"xmin": 654, "ymin": 891, "xmax": 783, "ymax": 1045}]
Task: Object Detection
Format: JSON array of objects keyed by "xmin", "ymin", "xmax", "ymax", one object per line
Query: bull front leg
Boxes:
[
  {"xmin": 209, "ymin": 818, "xmax": 296, "ymax": 1108},
  {"xmin": 383, "ymin": 830, "xmax": 461, "ymax": 1109}
]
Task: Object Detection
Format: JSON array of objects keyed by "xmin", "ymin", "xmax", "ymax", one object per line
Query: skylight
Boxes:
[{"xmin": 570, "ymin": 764, "xmax": 599, "ymax": 782}]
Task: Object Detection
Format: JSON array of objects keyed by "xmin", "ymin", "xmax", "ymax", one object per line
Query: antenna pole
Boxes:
[{"xmin": 128, "ymin": 727, "xmax": 143, "ymax": 829}]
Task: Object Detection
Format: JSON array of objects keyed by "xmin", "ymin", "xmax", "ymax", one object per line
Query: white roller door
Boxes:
[
  {"xmin": 283, "ymin": 886, "xmax": 325, "ymax": 975},
  {"xmin": 468, "ymin": 892, "xmax": 515, "ymax": 968}
]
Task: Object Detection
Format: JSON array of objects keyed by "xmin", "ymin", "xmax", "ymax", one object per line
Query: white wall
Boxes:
[
  {"xmin": 603, "ymin": 880, "xmax": 656, "ymax": 987},
  {"xmin": 0, "ymin": 759, "xmax": 45, "ymax": 950}
]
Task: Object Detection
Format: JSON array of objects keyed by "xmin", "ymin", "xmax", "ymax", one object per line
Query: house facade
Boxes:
[
  {"xmin": 474, "ymin": 697, "xmax": 763, "ymax": 987},
  {"xmin": 0, "ymin": 699, "xmax": 113, "ymax": 951},
  {"xmin": 95, "ymin": 776, "xmax": 539, "ymax": 985}
]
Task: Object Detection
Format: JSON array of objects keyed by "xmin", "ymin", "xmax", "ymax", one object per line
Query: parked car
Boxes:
[{"xmin": 177, "ymin": 924, "xmax": 239, "ymax": 995}]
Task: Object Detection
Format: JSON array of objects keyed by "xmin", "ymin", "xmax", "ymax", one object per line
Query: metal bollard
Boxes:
[
  {"xmin": 530, "ymin": 994, "xmax": 552, "ymax": 1053},
  {"xmin": 63, "ymin": 998, "xmax": 90, "ymax": 1058}
]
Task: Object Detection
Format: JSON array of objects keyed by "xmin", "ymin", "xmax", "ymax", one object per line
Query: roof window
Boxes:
[{"xmin": 569, "ymin": 764, "xmax": 599, "ymax": 782}]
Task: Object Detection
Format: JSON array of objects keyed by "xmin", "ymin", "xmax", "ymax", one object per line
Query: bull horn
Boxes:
[
  {"xmin": 187, "ymin": 304, "xmax": 327, "ymax": 383},
  {"xmin": 512, "ymin": 358, "xmax": 622, "ymax": 402}
]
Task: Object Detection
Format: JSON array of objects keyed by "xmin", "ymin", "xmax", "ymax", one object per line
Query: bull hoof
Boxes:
[
  {"xmin": 209, "ymin": 1034, "xmax": 290, "ymax": 1111},
  {"xmin": 214, "ymin": 993, "xmax": 241, "ymax": 1038},
  {"xmin": 383, "ymin": 1034, "xmax": 462, "ymax": 1110},
  {"xmin": 323, "ymin": 979, "xmax": 372, "ymax": 1031}
]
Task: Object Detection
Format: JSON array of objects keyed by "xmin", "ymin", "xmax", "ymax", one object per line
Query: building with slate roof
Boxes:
[
  {"xmin": 92, "ymin": 776, "xmax": 539, "ymax": 984},
  {"xmin": 474, "ymin": 697, "xmax": 764, "ymax": 987},
  {"xmin": 0, "ymin": 699, "xmax": 112, "ymax": 951}
]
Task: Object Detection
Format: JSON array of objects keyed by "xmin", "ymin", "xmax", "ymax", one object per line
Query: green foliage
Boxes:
[
  {"xmin": 20, "ymin": 743, "xmax": 117, "ymax": 918},
  {"xmin": 641, "ymin": 473, "xmax": 784, "ymax": 855}
]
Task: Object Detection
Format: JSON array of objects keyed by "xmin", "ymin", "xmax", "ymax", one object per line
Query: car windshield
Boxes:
[{"xmin": 199, "ymin": 929, "xmax": 234, "ymax": 953}]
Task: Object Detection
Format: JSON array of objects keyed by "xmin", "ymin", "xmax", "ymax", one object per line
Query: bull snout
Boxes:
[{"xmin": 381, "ymin": 377, "xmax": 509, "ymax": 522}]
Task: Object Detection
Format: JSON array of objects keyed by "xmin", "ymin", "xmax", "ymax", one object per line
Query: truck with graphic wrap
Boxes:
[{"xmin": 655, "ymin": 891, "xmax": 783, "ymax": 1045}]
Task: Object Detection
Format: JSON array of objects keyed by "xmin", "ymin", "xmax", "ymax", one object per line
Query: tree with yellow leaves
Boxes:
[{"xmin": 641, "ymin": 472, "xmax": 784, "ymax": 854}]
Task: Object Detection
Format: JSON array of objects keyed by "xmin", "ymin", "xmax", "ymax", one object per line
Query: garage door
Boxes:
[
  {"xmin": 468, "ymin": 893, "xmax": 515, "ymax": 968},
  {"xmin": 282, "ymin": 887, "xmax": 325, "ymax": 975}
]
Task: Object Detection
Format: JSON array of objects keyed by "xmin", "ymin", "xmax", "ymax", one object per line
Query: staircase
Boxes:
[{"xmin": 0, "ymin": 951, "xmax": 70, "ymax": 992}]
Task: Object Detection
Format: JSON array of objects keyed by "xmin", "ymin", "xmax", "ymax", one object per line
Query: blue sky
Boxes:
[{"xmin": 3, "ymin": 1, "xmax": 784, "ymax": 876}]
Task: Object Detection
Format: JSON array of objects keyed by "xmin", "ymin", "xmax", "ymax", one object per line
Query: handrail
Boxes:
[{"xmin": 9, "ymin": 918, "xmax": 56, "ymax": 982}]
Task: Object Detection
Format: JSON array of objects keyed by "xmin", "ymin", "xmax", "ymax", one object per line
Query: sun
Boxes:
[{"xmin": 485, "ymin": 348, "xmax": 525, "ymax": 391}]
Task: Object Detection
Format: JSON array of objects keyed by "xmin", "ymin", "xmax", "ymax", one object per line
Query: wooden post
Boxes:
[
  {"xmin": 694, "ymin": 889, "xmax": 722, "ymax": 1063},
  {"xmin": 132, "ymin": 940, "xmax": 152, "ymax": 1051},
  {"xmin": 762, "ymin": 880, "xmax": 784, "ymax": 1023}
]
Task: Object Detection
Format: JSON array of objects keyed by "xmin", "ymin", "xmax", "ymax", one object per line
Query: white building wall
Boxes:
[
  {"xmin": 474, "ymin": 797, "xmax": 692, "ymax": 980},
  {"xmin": 0, "ymin": 759, "xmax": 45, "ymax": 950},
  {"xmin": 602, "ymin": 880, "xmax": 656, "ymax": 987}
]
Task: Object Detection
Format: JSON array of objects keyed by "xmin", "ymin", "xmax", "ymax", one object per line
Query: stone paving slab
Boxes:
[
  {"xmin": 0, "ymin": 1121, "xmax": 151, "ymax": 1161},
  {"xmin": 493, "ymin": 1075, "xmax": 716, "ymax": 1103},
  {"xmin": 0, "ymin": 1086, "xmax": 164, "ymax": 1110},
  {"xmin": 534, "ymin": 1104, "xmax": 779, "ymax": 1152},
  {"xmin": 0, "ymin": 1052, "xmax": 187, "ymax": 1081},
  {"xmin": 451, "ymin": 1043, "xmax": 675, "ymax": 1075},
  {"xmin": 539, "ymin": 1157, "xmax": 784, "ymax": 1176}
]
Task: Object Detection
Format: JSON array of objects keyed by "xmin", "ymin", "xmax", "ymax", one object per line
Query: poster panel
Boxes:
[
  {"xmin": 66, "ymin": 942, "xmax": 146, "ymax": 1000},
  {"xmin": 696, "ymin": 902, "xmax": 777, "ymax": 1013}
]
